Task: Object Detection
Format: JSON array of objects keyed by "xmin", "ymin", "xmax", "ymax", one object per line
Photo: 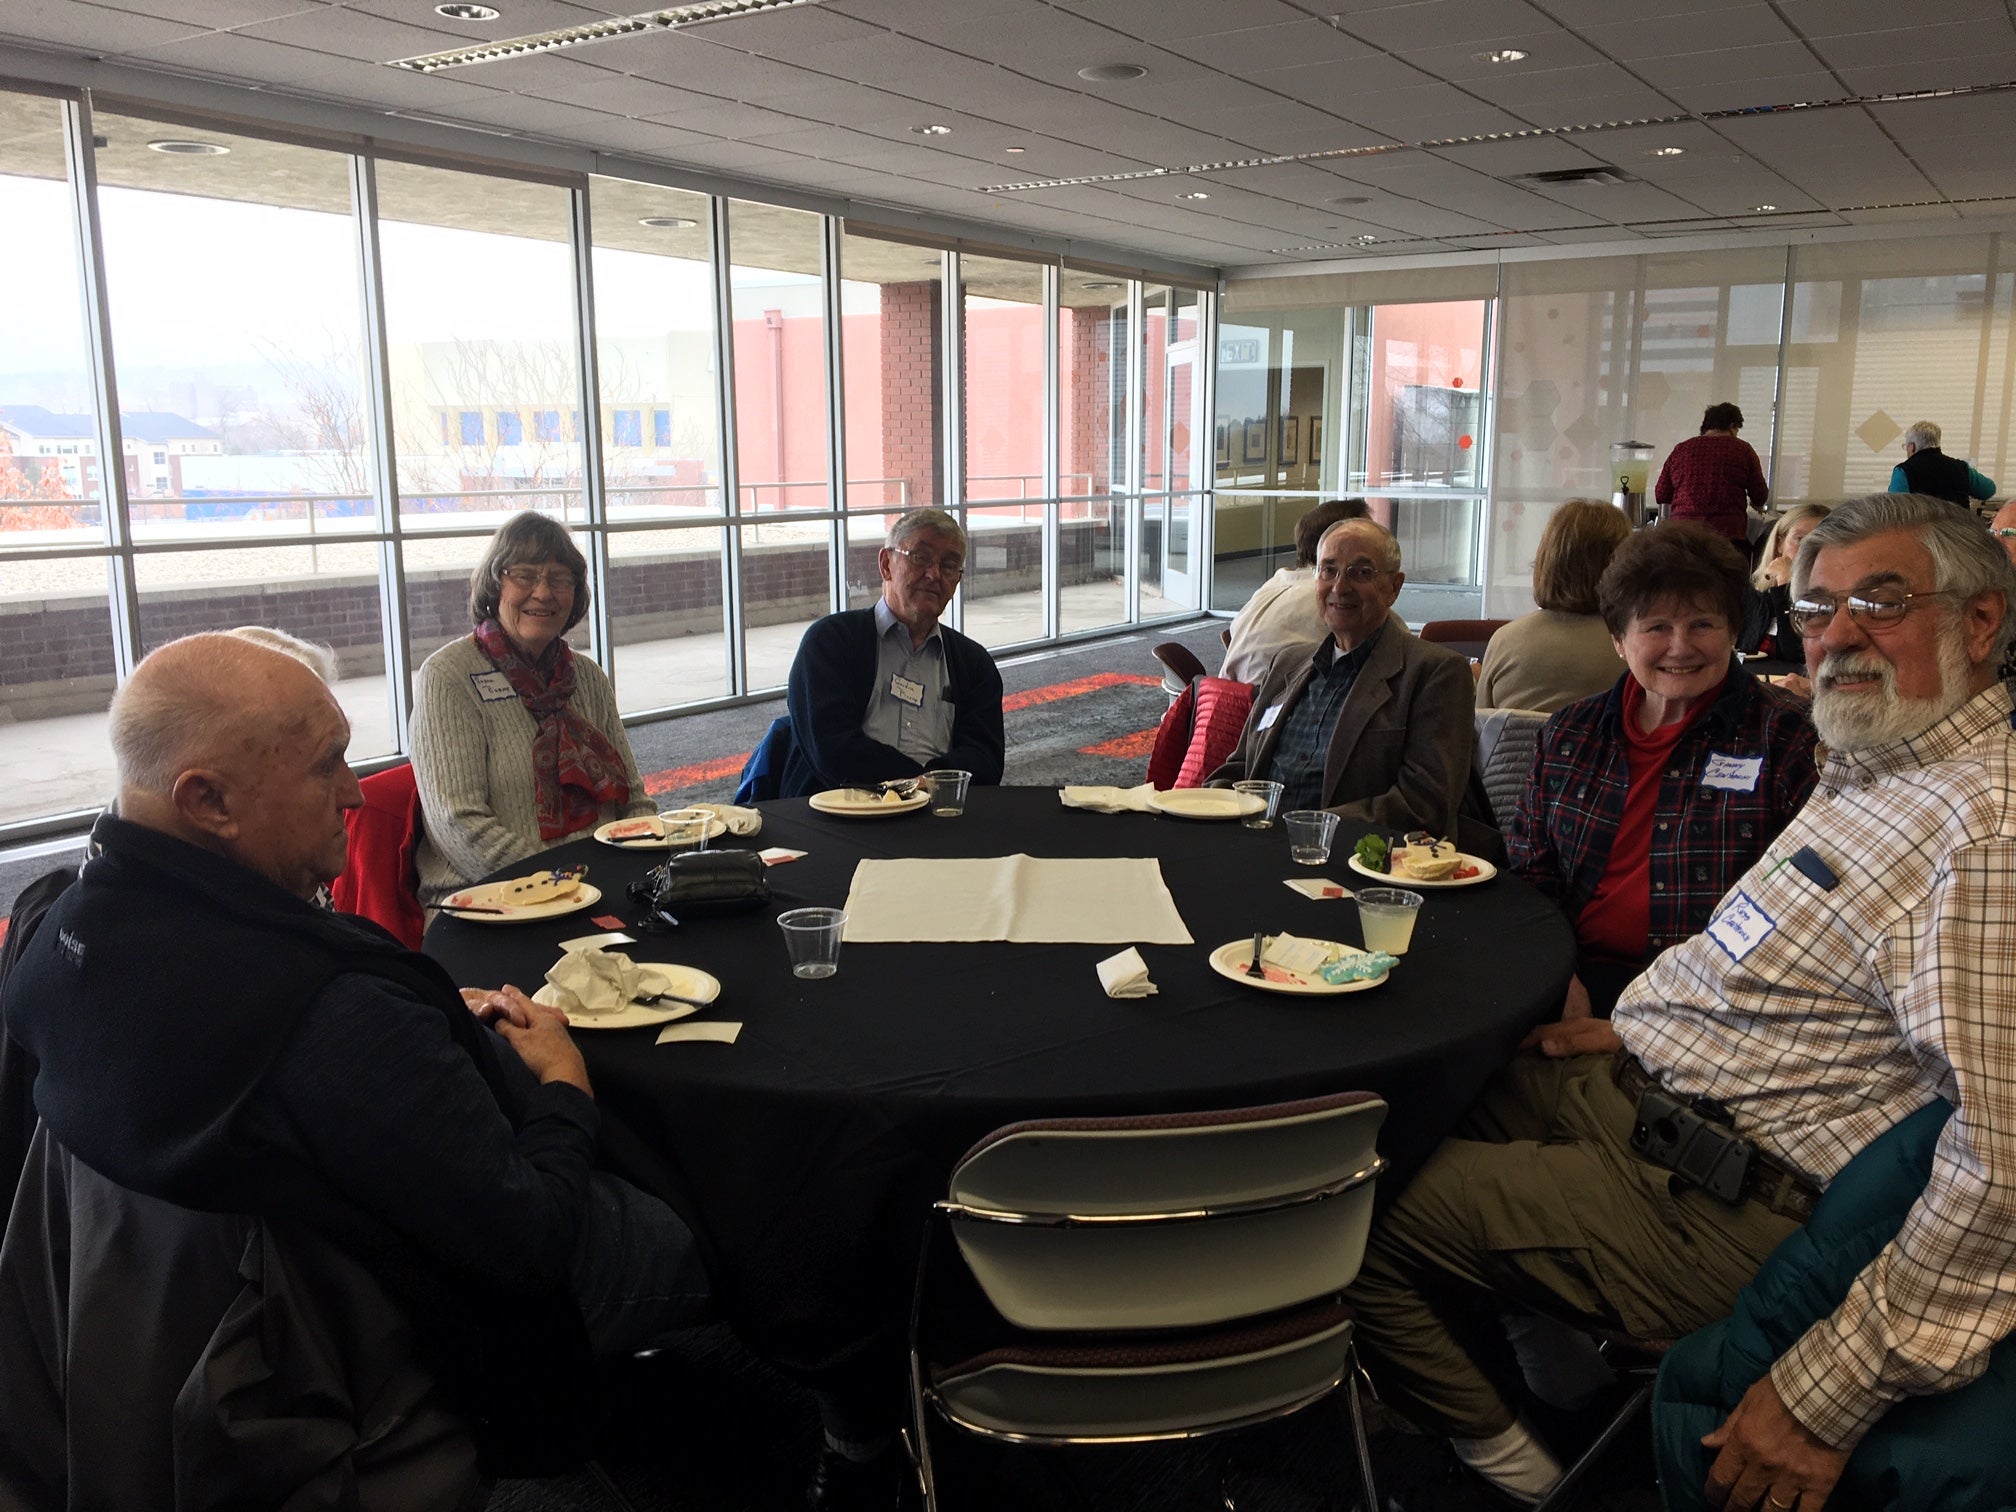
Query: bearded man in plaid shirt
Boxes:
[{"xmin": 1348, "ymin": 492, "xmax": 2016, "ymax": 1509}]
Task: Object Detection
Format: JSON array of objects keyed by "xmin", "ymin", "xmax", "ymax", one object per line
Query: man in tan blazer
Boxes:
[{"xmin": 1210, "ymin": 517, "xmax": 1476, "ymax": 839}]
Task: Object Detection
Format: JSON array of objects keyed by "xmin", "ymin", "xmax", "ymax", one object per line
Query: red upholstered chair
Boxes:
[
  {"xmin": 331, "ymin": 762, "xmax": 426, "ymax": 950},
  {"xmin": 1146, "ymin": 677, "xmax": 1254, "ymax": 790}
]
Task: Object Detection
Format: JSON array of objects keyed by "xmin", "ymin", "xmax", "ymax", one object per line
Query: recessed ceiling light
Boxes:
[
  {"xmin": 1078, "ymin": 62, "xmax": 1148, "ymax": 82},
  {"xmin": 1474, "ymin": 48, "xmax": 1527, "ymax": 63},
  {"xmin": 1081, "ymin": 280, "xmax": 1122, "ymax": 290},
  {"xmin": 436, "ymin": 2, "xmax": 500, "ymax": 17},
  {"xmin": 1753, "ymin": 202, "xmax": 1778, "ymax": 211},
  {"xmin": 1649, "ymin": 146, "xmax": 1685, "ymax": 157},
  {"xmin": 911, "ymin": 123, "xmax": 952, "ymax": 136},
  {"xmin": 1003, "ymin": 145, "xmax": 1026, "ymax": 154},
  {"xmin": 638, "ymin": 215, "xmax": 697, "ymax": 228},
  {"xmin": 1353, "ymin": 233, "xmax": 1378, "ymax": 243},
  {"xmin": 147, "ymin": 139, "xmax": 229, "ymax": 155},
  {"xmin": 1179, "ymin": 190, "xmax": 1210, "ymax": 200}
]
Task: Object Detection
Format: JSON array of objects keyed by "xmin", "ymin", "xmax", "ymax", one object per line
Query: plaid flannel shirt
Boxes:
[
  {"xmin": 1654, "ymin": 433, "xmax": 1770, "ymax": 538},
  {"xmin": 1616, "ymin": 683, "xmax": 2016, "ymax": 1449},
  {"xmin": 1507, "ymin": 667, "xmax": 1818, "ymax": 956}
]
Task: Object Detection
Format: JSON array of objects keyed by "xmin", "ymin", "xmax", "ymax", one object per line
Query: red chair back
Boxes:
[
  {"xmin": 1147, "ymin": 677, "xmax": 1255, "ymax": 790},
  {"xmin": 331, "ymin": 762, "xmax": 426, "ymax": 950}
]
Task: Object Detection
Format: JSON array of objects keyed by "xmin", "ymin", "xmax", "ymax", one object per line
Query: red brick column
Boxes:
[{"xmin": 878, "ymin": 280, "xmax": 941, "ymax": 510}]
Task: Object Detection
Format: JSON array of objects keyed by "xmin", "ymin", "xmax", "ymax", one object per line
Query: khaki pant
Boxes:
[{"xmin": 1347, "ymin": 1053, "xmax": 1803, "ymax": 1439}]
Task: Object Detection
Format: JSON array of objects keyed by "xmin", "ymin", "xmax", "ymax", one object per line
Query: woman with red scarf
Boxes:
[{"xmin": 411, "ymin": 513, "xmax": 654, "ymax": 907}]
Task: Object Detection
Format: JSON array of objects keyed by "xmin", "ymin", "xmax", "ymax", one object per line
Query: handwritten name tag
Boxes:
[
  {"xmin": 471, "ymin": 670, "xmax": 517, "ymax": 703},
  {"xmin": 1702, "ymin": 752, "xmax": 1763, "ymax": 792},
  {"xmin": 1258, "ymin": 704, "xmax": 1284, "ymax": 732},
  {"xmin": 888, "ymin": 674, "xmax": 925, "ymax": 708},
  {"xmin": 1708, "ymin": 890, "xmax": 1776, "ymax": 963}
]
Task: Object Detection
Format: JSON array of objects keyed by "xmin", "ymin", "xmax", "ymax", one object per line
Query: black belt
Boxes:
[{"xmin": 1612, "ymin": 1052, "xmax": 1822, "ymax": 1223}]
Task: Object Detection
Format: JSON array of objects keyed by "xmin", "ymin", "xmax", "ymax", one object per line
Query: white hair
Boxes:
[
  {"xmin": 1903, "ymin": 420, "xmax": 1942, "ymax": 450},
  {"xmin": 227, "ymin": 625, "xmax": 339, "ymax": 684},
  {"xmin": 110, "ymin": 634, "xmax": 319, "ymax": 795}
]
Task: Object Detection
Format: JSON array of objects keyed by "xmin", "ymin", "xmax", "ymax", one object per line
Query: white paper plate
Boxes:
[
  {"xmin": 1146, "ymin": 787, "xmax": 1265, "ymax": 821},
  {"xmin": 1349, "ymin": 852, "xmax": 1498, "ymax": 889},
  {"xmin": 440, "ymin": 881, "xmax": 602, "ymax": 922},
  {"xmin": 1207, "ymin": 938, "xmax": 1389, "ymax": 996},
  {"xmin": 533, "ymin": 962, "xmax": 722, "ymax": 1030},
  {"xmin": 809, "ymin": 787, "xmax": 929, "ymax": 816},
  {"xmin": 593, "ymin": 814, "xmax": 729, "ymax": 849}
]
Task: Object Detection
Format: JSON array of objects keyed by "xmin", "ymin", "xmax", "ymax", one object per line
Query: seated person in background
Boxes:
[
  {"xmin": 1739, "ymin": 503, "xmax": 1831, "ymax": 672},
  {"xmin": 1476, "ymin": 499, "xmax": 1629, "ymax": 713},
  {"xmin": 1348, "ymin": 493, "xmax": 2016, "ymax": 1509},
  {"xmin": 1994, "ymin": 498, "xmax": 2016, "ymax": 680},
  {"xmin": 1507, "ymin": 522, "xmax": 1817, "ymax": 1016},
  {"xmin": 1889, "ymin": 420, "xmax": 1996, "ymax": 507},
  {"xmin": 5, "ymin": 635, "xmax": 712, "ymax": 1377},
  {"xmin": 778, "ymin": 506, "xmax": 1004, "ymax": 798},
  {"xmin": 1209, "ymin": 518, "xmax": 1474, "ymax": 839},
  {"xmin": 409, "ymin": 513, "xmax": 653, "ymax": 907},
  {"xmin": 1219, "ymin": 497, "xmax": 1369, "ymax": 683}
]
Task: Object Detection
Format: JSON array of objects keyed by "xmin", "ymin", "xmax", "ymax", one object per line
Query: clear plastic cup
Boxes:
[
  {"xmin": 924, "ymin": 768, "xmax": 971, "ymax": 817},
  {"xmin": 778, "ymin": 907, "xmax": 847, "ymax": 979},
  {"xmin": 1356, "ymin": 887, "xmax": 1424, "ymax": 955},
  {"xmin": 1233, "ymin": 779, "xmax": 1284, "ymax": 829},
  {"xmin": 657, "ymin": 806, "xmax": 712, "ymax": 856},
  {"xmin": 1282, "ymin": 809, "xmax": 1340, "ymax": 865}
]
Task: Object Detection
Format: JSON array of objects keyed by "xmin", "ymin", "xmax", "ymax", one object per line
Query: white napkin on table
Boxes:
[
  {"xmin": 1059, "ymin": 784, "xmax": 1158, "ymax": 813},
  {"xmin": 1096, "ymin": 947, "xmax": 1157, "ymax": 998},
  {"xmin": 541, "ymin": 947, "xmax": 673, "ymax": 1017},
  {"xmin": 690, "ymin": 801, "xmax": 762, "ymax": 836}
]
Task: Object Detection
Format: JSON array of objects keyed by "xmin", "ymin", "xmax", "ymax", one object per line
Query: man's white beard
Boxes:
[{"xmin": 1809, "ymin": 625, "xmax": 1973, "ymax": 751}]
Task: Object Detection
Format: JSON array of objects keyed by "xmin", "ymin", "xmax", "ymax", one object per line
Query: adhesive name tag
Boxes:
[
  {"xmin": 1258, "ymin": 704, "xmax": 1284, "ymax": 732},
  {"xmin": 1702, "ymin": 752, "xmax": 1763, "ymax": 792},
  {"xmin": 1708, "ymin": 890, "xmax": 1776, "ymax": 962},
  {"xmin": 471, "ymin": 670, "xmax": 518, "ymax": 703},
  {"xmin": 888, "ymin": 673, "xmax": 926, "ymax": 708}
]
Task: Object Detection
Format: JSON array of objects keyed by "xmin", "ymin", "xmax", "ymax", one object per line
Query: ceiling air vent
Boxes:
[{"xmin": 1518, "ymin": 166, "xmax": 1636, "ymax": 186}]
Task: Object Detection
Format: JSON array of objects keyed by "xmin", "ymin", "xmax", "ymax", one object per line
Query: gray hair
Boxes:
[
  {"xmin": 1793, "ymin": 492, "xmax": 2016, "ymax": 665},
  {"xmin": 1904, "ymin": 420, "xmax": 1942, "ymax": 450},
  {"xmin": 468, "ymin": 512, "xmax": 591, "ymax": 632},
  {"xmin": 111, "ymin": 634, "xmax": 314, "ymax": 795},
  {"xmin": 228, "ymin": 625, "xmax": 338, "ymax": 685},
  {"xmin": 886, "ymin": 506, "xmax": 967, "ymax": 556},
  {"xmin": 1316, "ymin": 516, "xmax": 1403, "ymax": 575}
]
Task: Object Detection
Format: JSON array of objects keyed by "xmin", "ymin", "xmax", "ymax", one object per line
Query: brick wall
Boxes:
[{"xmin": 879, "ymin": 281, "xmax": 941, "ymax": 508}]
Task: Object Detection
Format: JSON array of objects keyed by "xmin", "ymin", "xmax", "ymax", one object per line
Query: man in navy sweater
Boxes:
[{"xmin": 779, "ymin": 506, "xmax": 1005, "ymax": 798}]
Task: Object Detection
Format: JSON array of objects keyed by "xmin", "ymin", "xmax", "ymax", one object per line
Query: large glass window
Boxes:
[
  {"xmin": 1060, "ymin": 271, "xmax": 1127, "ymax": 635},
  {"xmin": 960, "ymin": 255, "xmax": 1047, "ymax": 647}
]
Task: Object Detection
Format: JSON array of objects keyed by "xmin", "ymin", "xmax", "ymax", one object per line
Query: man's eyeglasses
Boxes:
[
  {"xmin": 1786, "ymin": 589, "xmax": 1959, "ymax": 637},
  {"xmin": 501, "ymin": 566, "xmax": 578, "ymax": 593},
  {"xmin": 892, "ymin": 546, "xmax": 965, "ymax": 578},
  {"xmin": 1314, "ymin": 560, "xmax": 1384, "ymax": 585}
]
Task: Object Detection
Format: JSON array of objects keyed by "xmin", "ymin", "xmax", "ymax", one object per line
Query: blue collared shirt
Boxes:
[
  {"xmin": 863, "ymin": 598, "xmax": 954, "ymax": 764},
  {"xmin": 1266, "ymin": 629, "xmax": 1383, "ymax": 811}
]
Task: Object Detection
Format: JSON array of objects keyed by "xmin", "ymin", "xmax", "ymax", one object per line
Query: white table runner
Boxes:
[{"xmin": 840, "ymin": 854, "xmax": 1193, "ymax": 944}]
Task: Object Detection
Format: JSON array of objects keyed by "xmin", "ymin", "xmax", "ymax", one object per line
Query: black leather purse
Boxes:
[{"xmin": 627, "ymin": 849, "xmax": 771, "ymax": 925}]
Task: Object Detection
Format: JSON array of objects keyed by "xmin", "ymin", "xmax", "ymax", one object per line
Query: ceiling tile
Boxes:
[
  {"xmin": 283, "ymin": 55, "xmax": 512, "ymax": 107},
  {"xmin": 1335, "ymin": 0, "xmax": 1558, "ymax": 52},
  {"xmin": 1195, "ymin": 101, "xmax": 1375, "ymax": 157},
  {"xmin": 1432, "ymin": 136, "xmax": 1608, "ymax": 175},
  {"xmin": 1660, "ymin": 70, "xmax": 1850, "ymax": 114},
  {"xmin": 125, "ymin": 29, "xmax": 345, "ymax": 83},
  {"xmin": 0, "ymin": 0, "xmax": 206, "ymax": 52},
  {"xmin": 1056, "ymin": 0, "xmax": 1313, "ymax": 43},
  {"xmin": 1399, "ymin": 30, "xmax": 1606, "ymax": 83},
  {"xmin": 448, "ymin": 94, "xmax": 631, "ymax": 135},
  {"xmin": 1160, "ymin": 19, "xmax": 1378, "ymax": 75},
  {"xmin": 574, "ymin": 117, "xmax": 720, "ymax": 157},
  {"xmin": 1539, "ymin": 0, "xmax": 1754, "ymax": 23},
  {"xmin": 1627, "ymin": 41, "xmax": 1829, "ymax": 89},
  {"xmin": 612, "ymin": 33, "xmax": 839, "ymax": 98},
  {"xmin": 1457, "ymin": 60, "xmax": 1666, "ymax": 109},
  {"xmin": 1806, "ymin": 18, "xmax": 2016, "ymax": 72},
  {"xmin": 681, "ymin": 5, "xmax": 889, "ymax": 55},
  {"xmin": 522, "ymin": 70, "xmax": 714, "ymax": 115},
  {"xmin": 1836, "ymin": 56, "xmax": 2016, "ymax": 93},
  {"xmin": 1779, "ymin": 0, "xmax": 1994, "ymax": 38},
  {"xmin": 1264, "ymin": 54, "xmax": 1439, "ymax": 111},
  {"xmin": 239, "ymin": 6, "xmax": 464, "ymax": 61},
  {"xmin": 419, "ymin": 49, "xmax": 631, "ymax": 94},
  {"xmin": 1579, "ymin": 8, "xmax": 1801, "ymax": 61},
  {"xmin": 96, "ymin": 0, "xmax": 326, "ymax": 27},
  {"xmin": 1331, "ymin": 85, "xmax": 1529, "ymax": 141},
  {"xmin": 644, "ymin": 99, "xmax": 814, "ymax": 137}
]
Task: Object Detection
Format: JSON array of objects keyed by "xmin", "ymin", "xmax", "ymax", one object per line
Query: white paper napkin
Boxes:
[
  {"xmin": 656, "ymin": 1021, "xmax": 742, "ymax": 1045},
  {"xmin": 842, "ymin": 855, "xmax": 1193, "ymax": 944},
  {"xmin": 1058, "ymin": 784, "xmax": 1158, "ymax": 814},
  {"xmin": 1096, "ymin": 947, "xmax": 1157, "ymax": 998},
  {"xmin": 690, "ymin": 801, "xmax": 763, "ymax": 837},
  {"xmin": 542, "ymin": 947, "xmax": 668, "ymax": 1016}
]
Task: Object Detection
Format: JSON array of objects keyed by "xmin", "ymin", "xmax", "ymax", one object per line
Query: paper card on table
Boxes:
[
  {"xmin": 1283, "ymin": 878, "xmax": 1350, "ymax": 900},
  {"xmin": 1262, "ymin": 933, "xmax": 1336, "ymax": 977},
  {"xmin": 559, "ymin": 931, "xmax": 637, "ymax": 952},
  {"xmin": 590, "ymin": 914, "xmax": 628, "ymax": 930},
  {"xmin": 655, "ymin": 1020, "xmax": 742, "ymax": 1046},
  {"xmin": 759, "ymin": 847, "xmax": 807, "ymax": 865}
]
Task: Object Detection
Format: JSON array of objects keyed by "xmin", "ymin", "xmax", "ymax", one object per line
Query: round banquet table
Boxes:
[{"xmin": 425, "ymin": 786, "xmax": 1575, "ymax": 1376}]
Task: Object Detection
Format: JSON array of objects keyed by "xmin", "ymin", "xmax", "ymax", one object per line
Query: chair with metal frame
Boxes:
[
  {"xmin": 906, "ymin": 1091, "xmax": 1389, "ymax": 1511},
  {"xmin": 1418, "ymin": 618, "xmax": 1511, "ymax": 662},
  {"xmin": 1152, "ymin": 640, "xmax": 1209, "ymax": 699}
]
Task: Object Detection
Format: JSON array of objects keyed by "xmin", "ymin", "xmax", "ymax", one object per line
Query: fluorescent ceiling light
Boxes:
[
  {"xmin": 1475, "ymin": 49, "xmax": 1527, "ymax": 64},
  {"xmin": 1649, "ymin": 146, "xmax": 1685, "ymax": 157},
  {"xmin": 1179, "ymin": 190, "xmax": 1210, "ymax": 200},
  {"xmin": 911, "ymin": 123, "xmax": 952, "ymax": 136},
  {"xmin": 391, "ymin": 0, "xmax": 817, "ymax": 71}
]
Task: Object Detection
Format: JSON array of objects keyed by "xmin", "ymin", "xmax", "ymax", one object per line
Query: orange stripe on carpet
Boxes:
[
  {"xmin": 644, "ymin": 755, "xmax": 749, "ymax": 796},
  {"xmin": 1002, "ymin": 671, "xmax": 1159, "ymax": 712},
  {"xmin": 1079, "ymin": 726, "xmax": 1159, "ymax": 759}
]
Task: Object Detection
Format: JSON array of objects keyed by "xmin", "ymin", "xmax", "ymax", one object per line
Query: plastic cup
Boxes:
[
  {"xmin": 657, "ymin": 806, "xmax": 712, "ymax": 856},
  {"xmin": 924, "ymin": 769, "xmax": 971, "ymax": 817},
  {"xmin": 1356, "ymin": 887, "xmax": 1424, "ymax": 955},
  {"xmin": 1233, "ymin": 779, "xmax": 1284, "ymax": 829},
  {"xmin": 778, "ymin": 907, "xmax": 847, "ymax": 979},
  {"xmin": 1282, "ymin": 809, "xmax": 1340, "ymax": 866}
]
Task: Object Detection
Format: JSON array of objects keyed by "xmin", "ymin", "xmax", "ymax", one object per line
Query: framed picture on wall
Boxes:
[
  {"xmin": 1279, "ymin": 415, "xmax": 1300, "ymax": 465},
  {"xmin": 1242, "ymin": 417, "xmax": 1268, "ymax": 464},
  {"xmin": 1214, "ymin": 421, "xmax": 1230, "ymax": 466},
  {"xmin": 1309, "ymin": 417, "xmax": 1323, "ymax": 466}
]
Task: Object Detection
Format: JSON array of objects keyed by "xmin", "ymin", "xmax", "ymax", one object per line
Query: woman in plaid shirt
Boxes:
[{"xmin": 1507, "ymin": 523, "xmax": 1819, "ymax": 1015}]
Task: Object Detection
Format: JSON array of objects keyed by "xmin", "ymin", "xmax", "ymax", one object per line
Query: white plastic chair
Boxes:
[{"xmin": 907, "ymin": 1091, "xmax": 1388, "ymax": 1510}]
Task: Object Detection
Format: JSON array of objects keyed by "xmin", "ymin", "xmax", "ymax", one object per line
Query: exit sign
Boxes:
[{"xmin": 1219, "ymin": 339, "xmax": 1260, "ymax": 365}]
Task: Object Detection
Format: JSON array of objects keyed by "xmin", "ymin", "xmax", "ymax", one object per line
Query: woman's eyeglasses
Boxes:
[{"xmin": 501, "ymin": 566, "xmax": 578, "ymax": 592}]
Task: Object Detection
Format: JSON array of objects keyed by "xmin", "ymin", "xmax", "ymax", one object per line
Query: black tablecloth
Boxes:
[{"xmin": 425, "ymin": 787, "xmax": 1575, "ymax": 1372}]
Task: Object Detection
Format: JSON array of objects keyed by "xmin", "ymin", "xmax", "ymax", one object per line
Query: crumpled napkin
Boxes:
[
  {"xmin": 689, "ymin": 801, "xmax": 762, "ymax": 837},
  {"xmin": 541, "ymin": 947, "xmax": 671, "ymax": 1016},
  {"xmin": 1096, "ymin": 946, "xmax": 1158, "ymax": 998},
  {"xmin": 1059, "ymin": 784, "xmax": 1158, "ymax": 814}
]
